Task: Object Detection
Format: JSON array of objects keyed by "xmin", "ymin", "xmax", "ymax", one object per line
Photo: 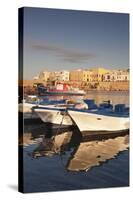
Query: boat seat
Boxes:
[
  {"xmin": 84, "ymin": 99, "xmax": 98, "ymax": 110},
  {"xmin": 99, "ymin": 103, "xmax": 113, "ymax": 110},
  {"xmin": 114, "ymin": 104, "xmax": 125, "ymax": 113},
  {"xmin": 124, "ymin": 107, "xmax": 129, "ymax": 113},
  {"xmin": 88, "ymin": 104, "xmax": 98, "ymax": 110}
]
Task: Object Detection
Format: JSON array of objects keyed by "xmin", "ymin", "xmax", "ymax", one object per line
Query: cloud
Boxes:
[
  {"xmin": 32, "ymin": 43, "xmax": 95, "ymax": 63},
  {"xmin": 32, "ymin": 43, "xmax": 62, "ymax": 52}
]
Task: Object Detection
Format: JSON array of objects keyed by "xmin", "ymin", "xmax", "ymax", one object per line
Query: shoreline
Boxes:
[{"xmin": 22, "ymin": 88, "xmax": 129, "ymax": 96}]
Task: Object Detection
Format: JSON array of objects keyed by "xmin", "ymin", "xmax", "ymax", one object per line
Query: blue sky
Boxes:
[{"xmin": 22, "ymin": 7, "xmax": 129, "ymax": 79}]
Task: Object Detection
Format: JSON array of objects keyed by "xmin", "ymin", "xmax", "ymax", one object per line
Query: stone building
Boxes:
[
  {"xmin": 39, "ymin": 71, "xmax": 50, "ymax": 82},
  {"xmin": 49, "ymin": 70, "xmax": 69, "ymax": 82},
  {"xmin": 69, "ymin": 69, "xmax": 84, "ymax": 82},
  {"xmin": 88, "ymin": 67, "xmax": 110, "ymax": 82},
  {"xmin": 82, "ymin": 70, "xmax": 93, "ymax": 82},
  {"xmin": 103, "ymin": 69, "xmax": 129, "ymax": 82}
]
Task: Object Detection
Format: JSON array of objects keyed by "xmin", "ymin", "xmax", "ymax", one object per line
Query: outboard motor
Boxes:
[{"xmin": 115, "ymin": 104, "xmax": 125, "ymax": 113}]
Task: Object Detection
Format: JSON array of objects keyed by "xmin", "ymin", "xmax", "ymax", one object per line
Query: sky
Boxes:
[{"xmin": 22, "ymin": 7, "xmax": 129, "ymax": 79}]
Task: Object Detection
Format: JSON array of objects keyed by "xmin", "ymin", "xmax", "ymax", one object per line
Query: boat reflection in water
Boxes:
[
  {"xmin": 25, "ymin": 124, "xmax": 129, "ymax": 172},
  {"xmin": 66, "ymin": 134, "xmax": 129, "ymax": 172},
  {"xmin": 21, "ymin": 91, "xmax": 129, "ymax": 192}
]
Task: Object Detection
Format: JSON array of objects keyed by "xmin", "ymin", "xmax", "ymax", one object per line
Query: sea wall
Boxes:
[
  {"xmin": 20, "ymin": 80, "xmax": 129, "ymax": 95},
  {"xmin": 19, "ymin": 79, "xmax": 45, "ymax": 87},
  {"xmin": 81, "ymin": 81, "xmax": 129, "ymax": 91},
  {"xmin": 97, "ymin": 81, "xmax": 129, "ymax": 91}
]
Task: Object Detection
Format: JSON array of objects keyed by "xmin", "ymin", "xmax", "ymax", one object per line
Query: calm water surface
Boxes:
[{"xmin": 22, "ymin": 91, "xmax": 129, "ymax": 193}]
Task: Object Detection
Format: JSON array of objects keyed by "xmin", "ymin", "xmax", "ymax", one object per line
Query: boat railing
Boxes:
[{"xmin": 67, "ymin": 99, "xmax": 129, "ymax": 117}]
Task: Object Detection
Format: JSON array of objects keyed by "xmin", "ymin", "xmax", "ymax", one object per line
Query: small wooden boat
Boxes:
[
  {"xmin": 33, "ymin": 100, "xmax": 88, "ymax": 126},
  {"xmin": 67, "ymin": 104, "xmax": 129, "ymax": 133},
  {"xmin": 33, "ymin": 105, "xmax": 73, "ymax": 126},
  {"xmin": 19, "ymin": 95, "xmax": 67, "ymax": 120}
]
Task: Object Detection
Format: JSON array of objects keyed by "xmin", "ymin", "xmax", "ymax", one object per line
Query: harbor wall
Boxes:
[
  {"xmin": 82, "ymin": 81, "xmax": 129, "ymax": 91},
  {"xmin": 98, "ymin": 81, "xmax": 129, "ymax": 91},
  {"xmin": 20, "ymin": 80, "xmax": 129, "ymax": 95}
]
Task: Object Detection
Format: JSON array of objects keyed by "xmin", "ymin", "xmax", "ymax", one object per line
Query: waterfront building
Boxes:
[
  {"xmin": 103, "ymin": 69, "xmax": 129, "ymax": 82},
  {"xmin": 103, "ymin": 71, "xmax": 117, "ymax": 82},
  {"xmin": 58, "ymin": 70, "xmax": 69, "ymax": 81},
  {"xmin": 82, "ymin": 70, "xmax": 93, "ymax": 82},
  {"xmin": 70, "ymin": 67, "xmax": 110, "ymax": 83},
  {"xmin": 88, "ymin": 67, "xmax": 110, "ymax": 82},
  {"xmin": 116, "ymin": 69, "xmax": 129, "ymax": 81},
  {"xmin": 48, "ymin": 70, "xmax": 69, "ymax": 82},
  {"xmin": 69, "ymin": 69, "xmax": 84, "ymax": 82},
  {"xmin": 48, "ymin": 71, "xmax": 55, "ymax": 81},
  {"xmin": 39, "ymin": 71, "xmax": 50, "ymax": 82}
]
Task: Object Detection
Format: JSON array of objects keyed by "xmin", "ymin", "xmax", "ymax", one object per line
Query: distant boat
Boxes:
[
  {"xmin": 43, "ymin": 89, "xmax": 86, "ymax": 96},
  {"xmin": 34, "ymin": 83, "xmax": 86, "ymax": 96},
  {"xmin": 67, "ymin": 104, "xmax": 129, "ymax": 133}
]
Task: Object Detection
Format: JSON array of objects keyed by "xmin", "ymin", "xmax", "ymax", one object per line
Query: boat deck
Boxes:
[{"xmin": 68, "ymin": 108, "xmax": 129, "ymax": 118}]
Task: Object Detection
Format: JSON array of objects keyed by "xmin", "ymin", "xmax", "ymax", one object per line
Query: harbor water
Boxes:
[{"xmin": 21, "ymin": 91, "xmax": 129, "ymax": 193}]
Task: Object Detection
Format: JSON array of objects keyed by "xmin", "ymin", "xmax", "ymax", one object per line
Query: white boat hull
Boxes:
[
  {"xmin": 68, "ymin": 110, "xmax": 129, "ymax": 132},
  {"xmin": 34, "ymin": 108, "xmax": 73, "ymax": 126}
]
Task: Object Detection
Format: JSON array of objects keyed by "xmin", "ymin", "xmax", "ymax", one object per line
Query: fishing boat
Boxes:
[
  {"xmin": 19, "ymin": 95, "xmax": 67, "ymax": 120},
  {"xmin": 33, "ymin": 106, "xmax": 72, "ymax": 126},
  {"xmin": 34, "ymin": 83, "xmax": 86, "ymax": 96},
  {"xmin": 33, "ymin": 100, "xmax": 88, "ymax": 126},
  {"xmin": 67, "ymin": 104, "xmax": 129, "ymax": 133}
]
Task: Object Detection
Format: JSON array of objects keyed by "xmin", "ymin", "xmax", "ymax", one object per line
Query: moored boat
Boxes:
[
  {"xmin": 33, "ymin": 105, "xmax": 73, "ymax": 126},
  {"xmin": 33, "ymin": 99, "xmax": 88, "ymax": 125},
  {"xmin": 34, "ymin": 83, "xmax": 86, "ymax": 96},
  {"xmin": 67, "ymin": 104, "xmax": 129, "ymax": 133},
  {"xmin": 19, "ymin": 95, "xmax": 67, "ymax": 120}
]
